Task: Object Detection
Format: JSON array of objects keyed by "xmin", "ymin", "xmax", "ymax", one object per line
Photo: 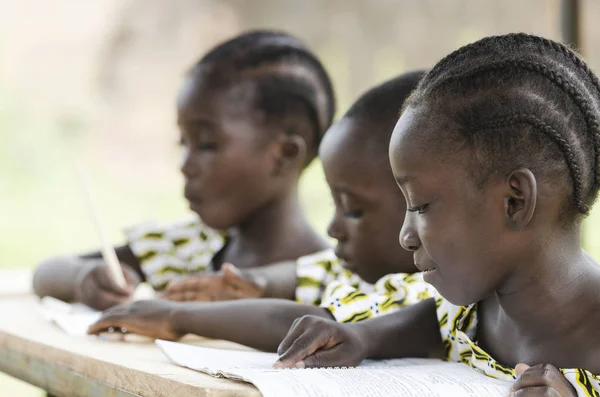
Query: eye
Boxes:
[
  {"xmin": 344, "ymin": 209, "xmax": 364, "ymax": 219},
  {"xmin": 340, "ymin": 194, "xmax": 364, "ymax": 219},
  {"xmin": 195, "ymin": 142, "xmax": 217, "ymax": 151},
  {"xmin": 407, "ymin": 203, "xmax": 429, "ymax": 215}
]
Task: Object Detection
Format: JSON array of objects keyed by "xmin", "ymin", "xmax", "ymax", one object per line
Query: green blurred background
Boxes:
[{"xmin": 1, "ymin": 0, "xmax": 599, "ymax": 395}]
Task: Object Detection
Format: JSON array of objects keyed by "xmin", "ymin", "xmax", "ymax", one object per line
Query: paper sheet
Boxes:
[
  {"xmin": 156, "ymin": 340, "xmax": 511, "ymax": 397},
  {"xmin": 39, "ymin": 297, "xmax": 102, "ymax": 336},
  {"xmin": 39, "ymin": 284, "xmax": 155, "ymax": 337}
]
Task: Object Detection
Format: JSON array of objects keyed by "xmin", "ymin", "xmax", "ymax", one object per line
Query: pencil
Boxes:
[{"xmin": 74, "ymin": 161, "xmax": 127, "ymax": 288}]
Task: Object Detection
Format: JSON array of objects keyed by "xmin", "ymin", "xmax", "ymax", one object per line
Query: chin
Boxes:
[
  {"xmin": 435, "ymin": 285, "xmax": 479, "ymax": 307},
  {"xmin": 193, "ymin": 208, "xmax": 236, "ymax": 231}
]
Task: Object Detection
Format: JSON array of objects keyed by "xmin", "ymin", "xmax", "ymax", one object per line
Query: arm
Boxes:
[
  {"xmin": 32, "ymin": 244, "xmax": 142, "ymax": 307},
  {"xmin": 275, "ymin": 298, "xmax": 444, "ymax": 368},
  {"xmin": 357, "ymin": 298, "xmax": 444, "ymax": 359},
  {"xmin": 88, "ymin": 298, "xmax": 332, "ymax": 352},
  {"xmin": 246, "ymin": 260, "xmax": 297, "ymax": 300}
]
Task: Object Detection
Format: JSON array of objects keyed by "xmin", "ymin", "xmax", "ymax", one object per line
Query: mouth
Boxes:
[
  {"xmin": 335, "ymin": 249, "xmax": 352, "ymax": 270},
  {"xmin": 415, "ymin": 263, "xmax": 436, "ymax": 274},
  {"xmin": 184, "ymin": 185, "xmax": 202, "ymax": 202},
  {"xmin": 340, "ymin": 259, "xmax": 354, "ymax": 271}
]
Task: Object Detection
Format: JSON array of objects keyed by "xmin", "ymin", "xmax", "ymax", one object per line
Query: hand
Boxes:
[
  {"xmin": 510, "ymin": 363, "xmax": 577, "ymax": 397},
  {"xmin": 87, "ymin": 300, "xmax": 183, "ymax": 340},
  {"xmin": 160, "ymin": 263, "xmax": 265, "ymax": 302},
  {"xmin": 74, "ymin": 259, "xmax": 140, "ymax": 310},
  {"xmin": 274, "ymin": 315, "xmax": 368, "ymax": 369}
]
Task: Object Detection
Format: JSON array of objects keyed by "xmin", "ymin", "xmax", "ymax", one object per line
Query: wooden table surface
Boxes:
[
  {"xmin": 0, "ymin": 296, "xmax": 262, "ymax": 397},
  {"xmin": 0, "ymin": 268, "xmax": 33, "ymax": 297}
]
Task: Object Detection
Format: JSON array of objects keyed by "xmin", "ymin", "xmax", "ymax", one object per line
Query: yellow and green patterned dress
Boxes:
[
  {"xmin": 125, "ymin": 217, "xmax": 227, "ymax": 290},
  {"xmin": 324, "ymin": 271, "xmax": 600, "ymax": 396}
]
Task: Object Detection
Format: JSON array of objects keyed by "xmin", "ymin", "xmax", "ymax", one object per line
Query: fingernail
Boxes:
[
  {"xmin": 273, "ymin": 361, "xmax": 283, "ymax": 369},
  {"xmin": 294, "ymin": 361, "xmax": 306, "ymax": 369}
]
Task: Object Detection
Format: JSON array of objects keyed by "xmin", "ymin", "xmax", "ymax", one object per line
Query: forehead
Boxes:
[
  {"xmin": 320, "ymin": 117, "xmax": 395, "ymax": 192},
  {"xmin": 389, "ymin": 106, "xmax": 466, "ymax": 188},
  {"xmin": 177, "ymin": 72, "xmax": 260, "ymax": 123}
]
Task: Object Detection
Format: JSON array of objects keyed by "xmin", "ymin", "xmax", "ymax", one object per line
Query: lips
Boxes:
[
  {"xmin": 415, "ymin": 263, "xmax": 436, "ymax": 272},
  {"xmin": 414, "ymin": 254, "xmax": 436, "ymax": 273},
  {"xmin": 184, "ymin": 185, "xmax": 202, "ymax": 203},
  {"xmin": 335, "ymin": 248, "xmax": 353, "ymax": 270}
]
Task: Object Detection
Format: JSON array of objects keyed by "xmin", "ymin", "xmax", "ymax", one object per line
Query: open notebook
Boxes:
[{"xmin": 156, "ymin": 339, "xmax": 511, "ymax": 397}]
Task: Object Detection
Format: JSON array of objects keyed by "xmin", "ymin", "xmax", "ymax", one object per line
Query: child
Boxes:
[
  {"xmin": 275, "ymin": 34, "xmax": 600, "ymax": 396},
  {"xmin": 32, "ymin": 30, "xmax": 335, "ymax": 310},
  {"xmin": 87, "ymin": 71, "xmax": 433, "ymax": 352}
]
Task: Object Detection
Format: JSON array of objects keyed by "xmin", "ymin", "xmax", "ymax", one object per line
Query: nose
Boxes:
[
  {"xmin": 327, "ymin": 209, "xmax": 347, "ymax": 242},
  {"xmin": 399, "ymin": 213, "xmax": 421, "ymax": 252},
  {"xmin": 180, "ymin": 146, "xmax": 198, "ymax": 178}
]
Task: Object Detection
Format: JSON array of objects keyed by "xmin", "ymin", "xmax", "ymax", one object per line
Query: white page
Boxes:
[
  {"xmin": 156, "ymin": 340, "xmax": 511, "ymax": 397},
  {"xmin": 156, "ymin": 340, "xmax": 445, "ymax": 371},
  {"xmin": 39, "ymin": 285, "xmax": 156, "ymax": 337},
  {"xmin": 233, "ymin": 366, "xmax": 510, "ymax": 397},
  {"xmin": 39, "ymin": 296, "xmax": 102, "ymax": 336}
]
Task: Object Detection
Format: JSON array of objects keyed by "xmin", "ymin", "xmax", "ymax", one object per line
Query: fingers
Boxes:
[
  {"xmin": 95, "ymin": 266, "xmax": 132, "ymax": 297},
  {"xmin": 277, "ymin": 316, "xmax": 307, "ymax": 356},
  {"xmin": 512, "ymin": 386, "xmax": 562, "ymax": 397},
  {"xmin": 515, "ymin": 363, "xmax": 531, "ymax": 376},
  {"xmin": 222, "ymin": 263, "xmax": 242, "ymax": 281},
  {"xmin": 300, "ymin": 343, "xmax": 360, "ymax": 369},
  {"xmin": 88, "ymin": 311, "xmax": 130, "ymax": 335},
  {"xmin": 275, "ymin": 316, "xmax": 338, "ymax": 368},
  {"xmin": 122, "ymin": 265, "xmax": 141, "ymax": 289},
  {"xmin": 511, "ymin": 364, "xmax": 577, "ymax": 397},
  {"xmin": 164, "ymin": 276, "xmax": 215, "ymax": 295}
]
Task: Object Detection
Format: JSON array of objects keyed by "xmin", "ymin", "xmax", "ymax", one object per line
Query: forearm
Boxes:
[
  {"xmin": 356, "ymin": 298, "xmax": 444, "ymax": 359},
  {"xmin": 32, "ymin": 256, "xmax": 83, "ymax": 301},
  {"xmin": 32, "ymin": 244, "xmax": 143, "ymax": 302},
  {"xmin": 172, "ymin": 299, "xmax": 332, "ymax": 351},
  {"xmin": 247, "ymin": 261, "xmax": 297, "ymax": 300}
]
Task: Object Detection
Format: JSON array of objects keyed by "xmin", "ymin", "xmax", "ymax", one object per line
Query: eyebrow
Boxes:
[{"xmin": 331, "ymin": 186, "xmax": 370, "ymax": 201}]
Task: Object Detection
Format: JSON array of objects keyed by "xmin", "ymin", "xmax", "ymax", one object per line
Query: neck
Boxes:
[
  {"xmin": 228, "ymin": 186, "xmax": 312, "ymax": 256},
  {"xmin": 491, "ymin": 226, "xmax": 600, "ymax": 339}
]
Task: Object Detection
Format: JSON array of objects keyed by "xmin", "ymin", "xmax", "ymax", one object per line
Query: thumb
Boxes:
[
  {"xmin": 222, "ymin": 263, "xmax": 243, "ymax": 281},
  {"xmin": 515, "ymin": 363, "xmax": 530, "ymax": 376}
]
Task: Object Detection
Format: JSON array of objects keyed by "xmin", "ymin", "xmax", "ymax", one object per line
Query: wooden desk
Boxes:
[
  {"xmin": 0, "ymin": 268, "xmax": 33, "ymax": 297},
  {"xmin": 0, "ymin": 297, "xmax": 261, "ymax": 397}
]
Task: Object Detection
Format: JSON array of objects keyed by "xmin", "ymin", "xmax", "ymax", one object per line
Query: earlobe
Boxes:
[{"xmin": 504, "ymin": 168, "xmax": 537, "ymax": 230}]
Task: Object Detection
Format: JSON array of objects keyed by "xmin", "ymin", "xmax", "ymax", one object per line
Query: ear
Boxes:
[
  {"xmin": 272, "ymin": 134, "xmax": 307, "ymax": 176},
  {"xmin": 504, "ymin": 168, "xmax": 537, "ymax": 231}
]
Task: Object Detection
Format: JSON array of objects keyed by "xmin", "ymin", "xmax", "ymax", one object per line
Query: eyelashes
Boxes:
[
  {"xmin": 407, "ymin": 203, "xmax": 429, "ymax": 215},
  {"xmin": 343, "ymin": 209, "xmax": 364, "ymax": 219}
]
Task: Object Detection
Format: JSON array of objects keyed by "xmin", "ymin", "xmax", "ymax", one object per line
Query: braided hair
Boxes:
[
  {"xmin": 190, "ymin": 30, "xmax": 336, "ymax": 166},
  {"xmin": 406, "ymin": 33, "xmax": 600, "ymax": 221}
]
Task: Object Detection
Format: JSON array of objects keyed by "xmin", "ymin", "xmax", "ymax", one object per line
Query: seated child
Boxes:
[
  {"xmin": 87, "ymin": 71, "xmax": 434, "ymax": 352},
  {"xmin": 32, "ymin": 30, "xmax": 335, "ymax": 310},
  {"xmin": 275, "ymin": 34, "xmax": 600, "ymax": 396}
]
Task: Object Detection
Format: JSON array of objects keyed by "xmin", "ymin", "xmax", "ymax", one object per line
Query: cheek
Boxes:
[
  {"xmin": 419, "ymin": 212, "xmax": 474, "ymax": 273},
  {"xmin": 349, "ymin": 215, "xmax": 404, "ymax": 273}
]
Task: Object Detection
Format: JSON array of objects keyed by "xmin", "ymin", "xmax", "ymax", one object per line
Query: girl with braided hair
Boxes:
[
  {"xmin": 33, "ymin": 30, "xmax": 335, "ymax": 310},
  {"xmin": 276, "ymin": 34, "xmax": 600, "ymax": 397}
]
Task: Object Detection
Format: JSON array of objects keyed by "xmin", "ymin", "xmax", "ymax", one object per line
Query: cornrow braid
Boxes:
[
  {"xmin": 193, "ymin": 30, "xmax": 336, "ymax": 162},
  {"xmin": 471, "ymin": 114, "xmax": 588, "ymax": 214},
  {"xmin": 431, "ymin": 58, "xmax": 600, "ymax": 191},
  {"xmin": 408, "ymin": 33, "xmax": 600, "ymax": 221},
  {"xmin": 419, "ymin": 33, "xmax": 600, "ymax": 191}
]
